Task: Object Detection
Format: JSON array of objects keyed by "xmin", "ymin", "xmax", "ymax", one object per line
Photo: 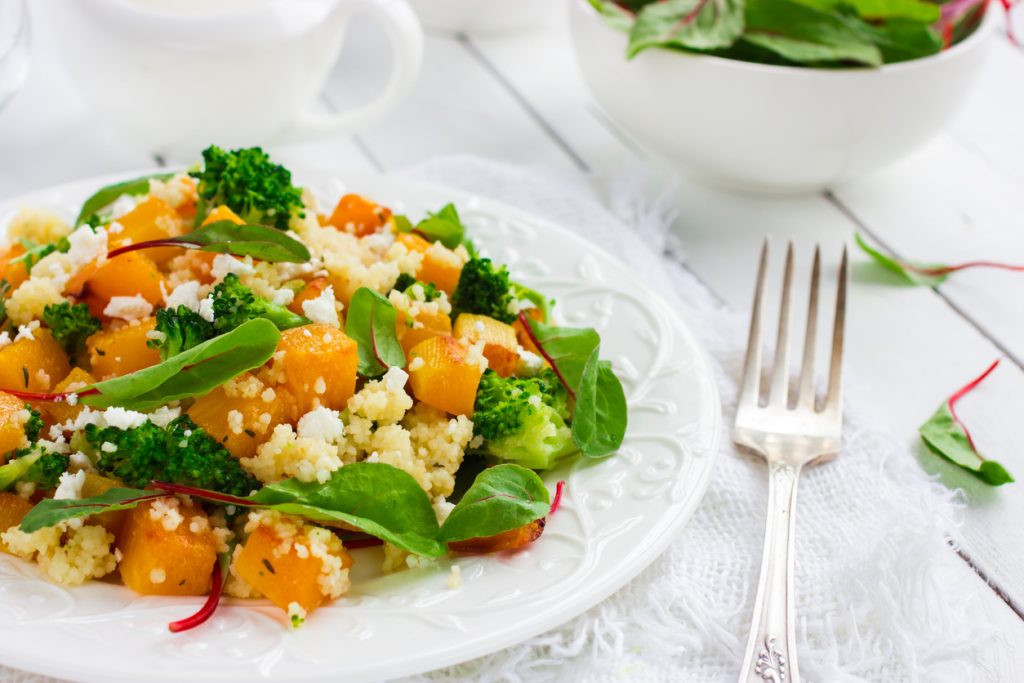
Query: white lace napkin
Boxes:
[{"xmin": 0, "ymin": 157, "xmax": 990, "ymax": 683}]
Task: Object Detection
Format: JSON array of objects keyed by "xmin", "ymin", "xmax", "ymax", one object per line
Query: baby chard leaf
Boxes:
[
  {"xmin": 107, "ymin": 221, "xmax": 311, "ymax": 263},
  {"xmin": 918, "ymin": 360, "xmax": 1014, "ymax": 486},
  {"xmin": 394, "ymin": 203, "xmax": 467, "ymax": 250},
  {"xmin": 79, "ymin": 318, "xmax": 281, "ymax": 411},
  {"xmin": 855, "ymin": 233, "xmax": 948, "ymax": 286},
  {"xmin": 247, "ymin": 463, "xmax": 444, "ymax": 557},
  {"xmin": 75, "ymin": 172, "xmax": 174, "ymax": 227},
  {"xmin": 628, "ymin": 0, "xmax": 745, "ymax": 57},
  {"xmin": 19, "ymin": 488, "xmax": 166, "ymax": 533},
  {"xmin": 520, "ymin": 315, "xmax": 628, "ymax": 458},
  {"xmin": 438, "ymin": 464, "xmax": 550, "ymax": 543},
  {"xmin": 345, "ymin": 287, "xmax": 405, "ymax": 378}
]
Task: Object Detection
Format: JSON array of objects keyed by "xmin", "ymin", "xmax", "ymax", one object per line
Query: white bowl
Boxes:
[
  {"xmin": 408, "ymin": 0, "xmax": 556, "ymax": 34},
  {"xmin": 570, "ymin": 0, "xmax": 996, "ymax": 193}
]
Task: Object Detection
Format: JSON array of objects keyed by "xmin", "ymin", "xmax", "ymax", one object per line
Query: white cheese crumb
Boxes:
[
  {"xmin": 100, "ymin": 442, "xmax": 118, "ymax": 453},
  {"xmin": 271, "ymin": 288, "xmax": 295, "ymax": 306},
  {"xmin": 67, "ymin": 225, "xmax": 109, "ymax": 268},
  {"xmin": 149, "ymin": 568, "xmax": 167, "ymax": 584},
  {"xmin": 109, "ymin": 194, "xmax": 140, "ymax": 220},
  {"xmin": 314, "ymin": 377, "xmax": 327, "ymax": 395},
  {"xmin": 0, "ymin": 331, "xmax": 11, "ymax": 349},
  {"xmin": 164, "ymin": 281, "xmax": 202, "ymax": 311},
  {"xmin": 14, "ymin": 321, "xmax": 38, "ymax": 341},
  {"xmin": 408, "ymin": 356, "xmax": 425, "ymax": 372},
  {"xmin": 296, "ymin": 407, "xmax": 345, "ymax": 443},
  {"xmin": 198, "ymin": 295, "xmax": 216, "ymax": 322},
  {"xmin": 103, "ymin": 294, "xmax": 153, "ymax": 321},
  {"xmin": 302, "ymin": 285, "xmax": 340, "ymax": 327},
  {"xmin": 448, "ymin": 565, "xmax": 463, "ymax": 589},
  {"xmin": 211, "ymin": 254, "xmax": 256, "ymax": 281},
  {"xmin": 54, "ymin": 470, "xmax": 85, "ymax": 501},
  {"xmin": 382, "ymin": 366, "xmax": 409, "ymax": 392},
  {"xmin": 101, "ymin": 407, "xmax": 149, "ymax": 430}
]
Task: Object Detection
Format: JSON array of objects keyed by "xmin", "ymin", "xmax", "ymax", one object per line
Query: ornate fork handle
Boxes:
[{"xmin": 739, "ymin": 460, "xmax": 802, "ymax": 683}]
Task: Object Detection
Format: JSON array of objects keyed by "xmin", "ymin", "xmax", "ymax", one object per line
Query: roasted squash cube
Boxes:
[
  {"xmin": 80, "ymin": 472, "xmax": 128, "ymax": 535},
  {"xmin": 233, "ymin": 520, "xmax": 352, "ymax": 613},
  {"xmin": 0, "ymin": 391, "xmax": 31, "ymax": 456},
  {"xmin": 395, "ymin": 233, "xmax": 463, "ymax": 295},
  {"xmin": 117, "ymin": 500, "xmax": 218, "ymax": 596},
  {"xmin": 326, "ymin": 194, "xmax": 391, "ymax": 236},
  {"xmin": 0, "ymin": 329, "xmax": 70, "ymax": 395},
  {"xmin": 188, "ymin": 378, "xmax": 299, "ymax": 459},
  {"xmin": 0, "ymin": 493, "xmax": 33, "ymax": 552},
  {"xmin": 288, "ymin": 277, "xmax": 329, "ymax": 316},
  {"xmin": 397, "ymin": 308, "xmax": 452, "ymax": 357},
  {"xmin": 109, "ymin": 196, "xmax": 182, "ymax": 265},
  {"xmin": 0, "ymin": 244, "xmax": 30, "ymax": 291},
  {"xmin": 42, "ymin": 367, "xmax": 95, "ymax": 426},
  {"xmin": 86, "ymin": 318, "xmax": 161, "ymax": 379},
  {"xmin": 85, "ymin": 251, "xmax": 165, "ymax": 310},
  {"xmin": 407, "ymin": 335, "xmax": 484, "ymax": 416},
  {"xmin": 275, "ymin": 324, "xmax": 358, "ymax": 414},
  {"xmin": 454, "ymin": 314, "xmax": 519, "ymax": 377}
]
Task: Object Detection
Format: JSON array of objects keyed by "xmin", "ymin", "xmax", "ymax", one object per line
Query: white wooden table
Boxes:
[{"xmin": 2, "ymin": 4, "xmax": 1023, "ymax": 679}]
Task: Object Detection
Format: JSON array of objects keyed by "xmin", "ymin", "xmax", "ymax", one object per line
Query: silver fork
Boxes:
[{"xmin": 735, "ymin": 240, "xmax": 848, "ymax": 683}]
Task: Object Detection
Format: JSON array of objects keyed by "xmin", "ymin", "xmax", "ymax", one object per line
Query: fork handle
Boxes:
[{"xmin": 738, "ymin": 461, "xmax": 802, "ymax": 683}]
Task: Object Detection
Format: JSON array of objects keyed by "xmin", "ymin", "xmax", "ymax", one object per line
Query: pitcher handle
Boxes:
[{"xmin": 281, "ymin": 0, "xmax": 423, "ymax": 142}]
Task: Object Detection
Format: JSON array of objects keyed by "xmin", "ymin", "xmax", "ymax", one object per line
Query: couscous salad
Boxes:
[{"xmin": 0, "ymin": 147, "xmax": 626, "ymax": 630}]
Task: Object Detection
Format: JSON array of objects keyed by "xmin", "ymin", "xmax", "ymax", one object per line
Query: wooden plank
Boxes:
[{"xmin": 319, "ymin": 24, "xmax": 578, "ymax": 171}]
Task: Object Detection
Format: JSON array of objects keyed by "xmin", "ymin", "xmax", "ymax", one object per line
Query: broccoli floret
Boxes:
[
  {"xmin": 42, "ymin": 302, "xmax": 101, "ymax": 356},
  {"xmin": 23, "ymin": 405, "xmax": 43, "ymax": 442},
  {"xmin": 0, "ymin": 447, "xmax": 70, "ymax": 491},
  {"xmin": 452, "ymin": 257, "xmax": 515, "ymax": 323},
  {"xmin": 148, "ymin": 304, "xmax": 217, "ymax": 359},
  {"xmin": 472, "ymin": 369, "xmax": 576, "ymax": 470},
  {"xmin": 211, "ymin": 273, "xmax": 309, "ymax": 332},
  {"xmin": 87, "ymin": 415, "xmax": 258, "ymax": 497},
  {"xmin": 191, "ymin": 145, "xmax": 305, "ymax": 230},
  {"xmin": 392, "ymin": 273, "xmax": 441, "ymax": 302}
]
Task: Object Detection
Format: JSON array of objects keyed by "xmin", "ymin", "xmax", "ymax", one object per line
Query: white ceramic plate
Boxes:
[{"xmin": 0, "ymin": 171, "xmax": 721, "ymax": 683}]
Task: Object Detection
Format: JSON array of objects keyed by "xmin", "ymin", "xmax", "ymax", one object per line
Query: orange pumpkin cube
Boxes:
[
  {"xmin": 0, "ymin": 493, "xmax": 33, "ymax": 552},
  {"xmin": 326, "ymin": 194, "xmax": 391, "ymax": 236},
  {"xmin": 0, "ymin": 392, "xmax": 30, "ymax": 458},
  {"xmin": 275, "ymin": 325, "xmax": 358, "ymax": 414},
  {"xmin": 36, "ymin": 367, "xmax": 94, "ymax": 427},
  {"xmin": 449, "ymin": 519, "xmax": 545, "ymax": 554},
  {"xmin": 80, "ymin": 472, "xmax": 129, "ymax": 535},
  {"xmin": 0, "ymin": 244, "xmax": 30, "ymax": 291},
  {"xmin": 395, "ymin": 233, "xmax": 463, "ymax": 295},
  {"xmin": 201, "ymin": 204, "xmax": 245, "ymax": 227},
  {"xmin": 86, "ymin": 318, "xmax": 161, "ymax": 379},
  {"xmin": 288, "ymin": 277, "xmax": 328, "ymax": 316},
  {"xmin": 0, "ymin": 329, "xmax": 70, "ymax": 395},
  {"xmin": 407, "ymin": 335, "xmax": 484, "ymax": 416},
  {"xmin": 512, "ymin": 308, "xmax": 546, "ymax": 356},
  {"xmin": 188, "ymin": 379, "xmax": 299, "ymax": 459},
  {"xmin": 454, "ymin": 314, "xmax": 519, "ymax": 378},
  {"xmin": 396, "ymin": 308, "xmax": 452, "ymax": 356},
  {"xmin": 85, "ymin": 251, "xmax": 165, "ymax": 310},
  {"xmin": 234, "ymin": 520, "xmax": 352, "ymax": 613},
  {"xmin": 117, "ymin": 500, "xmax": 218, "ymax": 596},
  {"xmin": 109, "ymin": 196, "xmax": 182, "ymax": 265}
]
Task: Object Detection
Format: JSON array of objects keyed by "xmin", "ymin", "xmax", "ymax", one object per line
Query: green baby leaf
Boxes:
[
  {"xmin": 75, "ymin": 172, "xmax": 174, "ymax": 227},
  {"xmin": 854, "ymin": 233, "xmax": 949, "ymax": 287},
  {"xmin": 919, "ymin": 404, "xmax": 1014, "ymax": 486},
  {"xmin": 19, "ymin": 488, "xmax": 167, "ymax": 533},
  {"xmin": 628, "ymin": 0, "xmax": 745, "ymax": 57},
  {"xmin": 394, "ymin": 203, "xmax": 467, "ymax": 250},
  {"xmin": 521, "ymin": 316, "xmax": 628, "ymax": 458},
  {"xmin": 345, "ymin": 287, "xmax": 405, "ymax": 378},
  {"xmin": 248, "ymin": 463, "xmax": 445, "ymax": 557},
  {"xmin": 439, "ymin": 464, "xmax": 550, "ymax": 543},
  {"xmin": 742, "ymin": 0, "xmax": 883, "ymax": 67},
  {"xmin": 79, "ymin": 318, "xmax": 281, "ymax": 411}
]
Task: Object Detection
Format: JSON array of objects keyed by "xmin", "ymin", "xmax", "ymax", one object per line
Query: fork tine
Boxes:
[
  {"xmin": 797, "ymin": 246, "xmax": 821, "ymax": 410},
  {"xmin": 825, "ymin": 245, "xmax": 849, "ymax": 412},
  {"xmin": 768, "ymin": 243, "xmax": 795, "ymax": 407},
  {"xmin": 739, "ymin": 238, "xmax": 770, "ymax": 408}
]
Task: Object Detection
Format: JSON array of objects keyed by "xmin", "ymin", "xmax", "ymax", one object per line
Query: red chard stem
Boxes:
[
  {"xmin": 107, "ymin": 239, "xmax": 196, "ymax": 260},
  {"xmin": 549, "ymin": 480, "xmax": 565, "ymax": 516},
  {"xmin": 151, "ymin": 481, "xmax": 253, "ymax": 507},
  {"xmin": 2, "ymin": 387, "xmax": 99, "ymax": 403},
  {"xmin": 517, "ymin": 313, "xmax": 576, "ymax": 401},
  {"xmin": 947, "ymin": 359, "xmax": 1000, "ymax": 451},
  {"xmin": 168, "ymin": 561, "xmax": 224, "ymax": 633}
]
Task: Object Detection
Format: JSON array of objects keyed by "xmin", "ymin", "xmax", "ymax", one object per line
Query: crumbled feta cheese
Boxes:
[
  {"xmin": 516, "ymin": 347, "xmax": 544, "ymax": 376},
  {"xmin": 198, "ymin": 295, "xmax": 216, "ymax": 322},
  {"xmin": 101, "ymin": 407, "xmax": 149, "ymax": 430},
  {"xmin": 211, "ymin": 254, "xmax": 256, "ymax": 281},
  {"xmin": 314, "ymin": 377, "xmax": 327, "ymax": 395},
  {"xmin": 15, "ymin": 321, "xmax": 39, "ymax": 342},
  {"xmin": 54, "ymin": 470, "xmax": 85, "ymax": 501},
  {"xmin": 297, "ymin": 407, "xmax": 345, "ymax": 443},
  {"xmin": 164, "ymin": 281, "xmax": 202, "ymax": 311},
  {"xmin": 448, "ymin": 564, "xmax": 463, "ymax": 589},
  {"xmin": 67, "ymin": 225, "xmax": 109, "ymax": 268},
  {"xmin": 408, "ymin": 356, "xmax": 425, "ymax": 372},
  {"xmin": 382, "ymin": 366, "xmax": 409, "ymax": 392},
  {"xmin": 271, "ymin": 288, "xmax": 295, "ymax": 306},
  {"xmin": 149, "ymin": 568, "xmax": 166, "ymax": 584},
  {"xmin": 103, "ymin": 294, "xmax": 153, "ymax": 321},
  {"xmin": 0, "ymin": 331, "xmax": 10, "ymax": 349},
  {"xmin": 301, "ymin": 285, "xmax": 340, "ymax": 327},
  {"xmin": 109, "ymin": 194, "xmax": 140, "ymax": 220}
]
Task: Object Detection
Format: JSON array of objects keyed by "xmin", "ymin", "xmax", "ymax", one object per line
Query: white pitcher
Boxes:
[{"xmin": 44, "ymin": 0, "xmax": 423, "ymax": 154}]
